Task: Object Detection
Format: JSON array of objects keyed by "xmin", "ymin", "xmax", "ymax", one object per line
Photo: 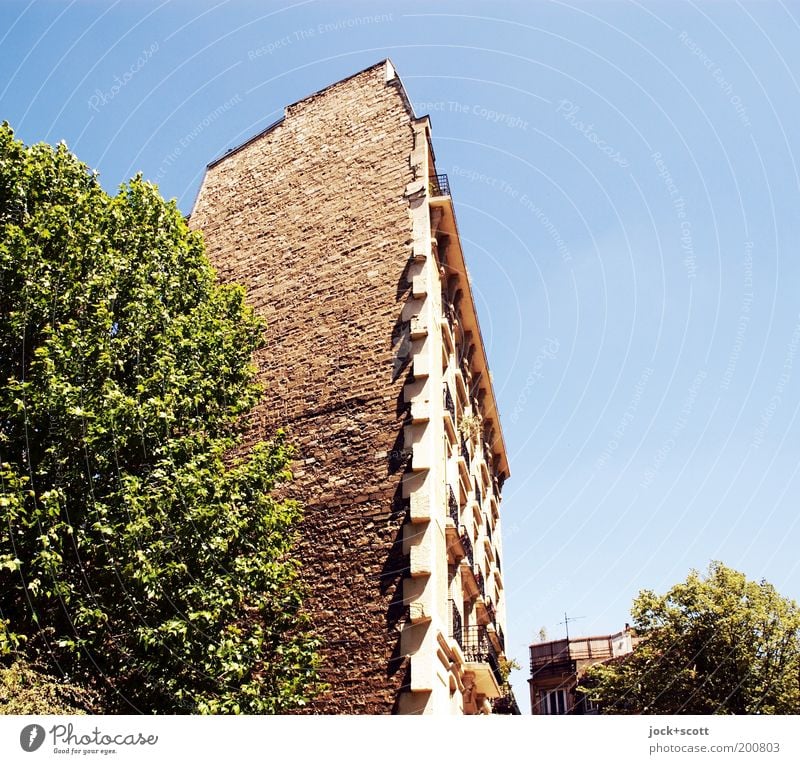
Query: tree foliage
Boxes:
[
  {"xmin": 1, "ymin": 659, "xmax": 101, "ymax": 714},
  {"xmin": 0, "ymin": 123, "xmax": 323, "ymax": 713},
  {"xmin": 580, "ymin": 562, "xmax": 800, "ymax": 714}
]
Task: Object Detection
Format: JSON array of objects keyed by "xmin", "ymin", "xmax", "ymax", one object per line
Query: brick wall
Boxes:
[{"xmin": 190, "ymin": 62, "xmax": 418, "ymax": 713}]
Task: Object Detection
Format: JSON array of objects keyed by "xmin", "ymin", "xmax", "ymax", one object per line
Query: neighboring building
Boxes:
[
  {"xmin": 190, "ymin": 60, "xmax": 514, "ymax": 714},
  {"xmin": 528, "ymin": 626, "xmax": 639, "ymax": 714}
]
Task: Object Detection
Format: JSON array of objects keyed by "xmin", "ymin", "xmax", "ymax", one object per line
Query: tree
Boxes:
[
  {"xmin": 492, "ymin": 656, "xmax": 522, "ymax": 715},
  {"xmin": 0, "ymin": 123, "xmax": 323, "ymax": 713},
  {"xmin": 1, "ymin": 659, "xmax": 101, "ymax": 714},
  {"xmin": 579, "ymin": 562, "xmax": 800, "ymax": 714}
]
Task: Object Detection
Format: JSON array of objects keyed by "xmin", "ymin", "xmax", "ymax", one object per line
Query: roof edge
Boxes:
[
  {"xmin": 206, "ymin": 116, "xmax": 285, "ymax": 169},
  {"xmin": 205, "ymin": 59, "xmax": 415, "ymax": 170}
]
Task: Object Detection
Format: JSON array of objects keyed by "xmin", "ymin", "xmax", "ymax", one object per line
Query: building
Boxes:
[
  {"xmin": 189, "ymin": 60, "xmax": 514, "ymax": 714},
  {"xmin": 528, "ymin": 626, "xmax": 639, "ymax": 714}
]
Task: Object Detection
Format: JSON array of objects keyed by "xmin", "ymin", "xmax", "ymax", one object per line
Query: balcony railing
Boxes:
[
  {"xmin": 492, "ymin": 690, "xmax": 521, "ymax": 715},
  {"xmin": 460, "ymin": 528, "xmax": 474, "ymax": 567},
  {"xmin": 476, "ymin": 485, "xmax": 482, "ymax": 508},
  {"xmin": 495, "ymin": 550, "xmax": 501, "ymax": 574},
  {"xmin": 429, "ymin": 173, "xmax": 450, "ymax": 197},
  {"xmin": 448, "ymin": 486, "xmax": 459, "ymax": 526},
  {"xmin": 530, "ymin": 635, "xmax": 619, "ymax": 672},
  {"xmin": 463, "ymin": 625, "xmax": 502, "ymax": 686},
  {"xmin": 485, "ymin": 596, "xmax": 496, "ymax": 625},
  {"xmin": 444, "ymin": 383, "xmax": 455, "ymax": 421},
  {"xmin": 497, "ymin": 623, "xmax": 506, "ymax": 653},
  {"xmin": 474, "ymin": 568, "xmax": 486, "ymax": 600},
  {"xmin": 450, "ymin": 598, "xmax": 463, "ymax": 649},
  {"xmin": 461, "ymin": 437, "xmax": 471, "ymax": 470},
  {"xmin": 485, "ymin": 517, "xmax": 492, "ymax": 544}
]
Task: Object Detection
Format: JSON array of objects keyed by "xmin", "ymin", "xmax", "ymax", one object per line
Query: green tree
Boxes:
[
  {"xmin": 0, "ymin": 123, "xmax": 323, "ymax": 713},
  {"xmin": 1, "ymin": 659, "xmax": 101, "ymax": 714},
  {"xmin": 580, "ymin": 562, "xmax": 800, "ymax": 714}
]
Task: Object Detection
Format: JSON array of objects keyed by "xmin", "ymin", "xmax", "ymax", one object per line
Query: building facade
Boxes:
[
  {"xmin": 529, "ymin": 627, "xmax": 638, "ymax": 714},
  {"xmin": 189, "ymin": 60, "xmax": 513, "ymax": 714}
]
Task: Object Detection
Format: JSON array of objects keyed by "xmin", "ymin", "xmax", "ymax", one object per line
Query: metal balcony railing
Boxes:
[
  {"xmin": 474, "ymin": 568, "xmax": 486, "ymax": 600},
  {"xmin": 460, "ymin": 527, "xmax": 474, "ymax": 567},
  {"xmin": 463, "ymin": 625, "xmax": 502, "ymax": 686},
  {"xmin": 476, "ymin": 485, "xmax": 482, "ymax": 508},
  {"xmin": 495, "ymin": 551, "xmax": 501, "ymax": 574},
  {"xmin": 492, "ymin": 690, "xmax": 521, "ymax": 715},
  {"xmin": 461, "ymin": 437, "xmax": 471, "ymax": 470},
  {"xmin": 450, "ymin": 598, "xmax": 463, "ymax": 649},
  {"xmin": 448, "ymin": 486, "xmax": 459, "ymax": 526},
  {"xmin": 429, "ymin": 173, "xmax": 450, "ymax": 197},
  {"xmin": 486, "ymin": 517, "xmax": 492, "ymax": 544},
  {"xmin": 444, "ymin": 383, "xmax": 455, "ymax": 421},
  {"xmin": 486, "ymin": 596, "xmax": 496, "ymax": 625}
]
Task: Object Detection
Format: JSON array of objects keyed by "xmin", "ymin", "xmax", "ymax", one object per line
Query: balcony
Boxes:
[
  {"xmin": 457, "ymin": 436, "xmax": 471, "ymax": 486},
  {"xmin": 492, "ymin": 690, "xmax": 522, "ymax": 715},
  {"xmin": 474, "ymin": 568, "xmax": 486, "ymax": 600},
  {"xmin": 485, "ymin": 596, "xmax": 497, "ymax": 625},
  {"xmin": 444, "ymin": 383, "xmax": 455, "ymax": 420},
  {"xmin": 460, "ymin": 557, "xmax": 486, "ymax": 600},
  {"xmin": 441, "ymin": 304, "xmax": 456, "ymax": 356},
  {"xmin": 530, "ymin": 635, "xmax": 619, "ymax": 675},
  {"xmin": 463, "ymin": 625, "xmax": 503, "ymax": 696},
  {"xmin": 461, "ymin": 529, "xmax": 474, "ymax": 567},
  {"xmin": 448, "ymin": 485, "xmax": 459, "ymax": 526},
  {"xmin": 454, "ymin": 365, "xmax": 468, "ymax": 407},
  {"xmin": 483, "ymin": 533, "xmax": 495, "ymax": 564},
  {"xmin": 446, "ymin": 519, "xmax": 466, "ymax": 563},
  {"xmin": 443, "ymin": 384, "xmax": 456, "ymax": 441},
  {"xmin": 445, "ymin": 488, "xmax": 465, "ymax": 563},
  {"xmin": 492, "ymin": 475, "xmax": 501, "ymax": 499},
  {"xmin": 479, "ymin": 446, "xmax": 491, "ymax": 484},
  {"xmin": 449, "ymin": 598, "xmax": 463, "ymax": 650},
  {"xmin": 443, "ymin": 296, "xmax": 455, "ymax": 326},
  {"xmin": 488, "ymin": 493, "xmax": 500, "ymax": 522},
  {"xmin": 428, "ymin": 173, "xmax": 451, "ymax": 198}
]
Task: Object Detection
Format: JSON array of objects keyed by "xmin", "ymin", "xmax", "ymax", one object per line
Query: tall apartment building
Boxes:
[{"xmin": 190, "ymin": 60, "xmax": 513, "ymax": 715}]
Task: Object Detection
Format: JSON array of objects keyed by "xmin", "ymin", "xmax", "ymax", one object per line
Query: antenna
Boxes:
[{"xmin": 558, "ymin": 611, "xmax": 585, "ymax": 641}]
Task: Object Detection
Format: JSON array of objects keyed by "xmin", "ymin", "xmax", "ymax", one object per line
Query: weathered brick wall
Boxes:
[{"xmin": 190, "ymin": 62, "xmax": 417, "ymax": 713}]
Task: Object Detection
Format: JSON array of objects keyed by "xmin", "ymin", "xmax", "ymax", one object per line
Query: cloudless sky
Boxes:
[{"xmin": 3, "ymin": 0, "xmax": 800, "ymax": 711}]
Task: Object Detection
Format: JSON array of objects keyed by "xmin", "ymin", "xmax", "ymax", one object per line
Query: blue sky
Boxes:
[{"xmin": 3, "ymin": 0, "xmax": 800, "ymax": 710}]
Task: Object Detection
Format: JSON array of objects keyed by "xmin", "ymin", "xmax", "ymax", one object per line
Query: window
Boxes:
[{"xmin": 540, "ymin": 689, "xmax": 567, "ymax": 715}]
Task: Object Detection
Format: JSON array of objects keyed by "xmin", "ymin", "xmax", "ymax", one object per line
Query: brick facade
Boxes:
[{"xmin": 191, "ymin": 62, "xmax": 418, "ymax": 713}]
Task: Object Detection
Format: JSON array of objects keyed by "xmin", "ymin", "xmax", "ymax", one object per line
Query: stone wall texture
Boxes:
[{"xmin": 190, "ymin": 62, "xmax": 418, "ymax": 713}]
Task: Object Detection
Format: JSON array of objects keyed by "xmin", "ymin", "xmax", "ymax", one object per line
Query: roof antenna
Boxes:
[{"xmin": 558, "ymin": 611, "xmax": 585, "ymax": 641}]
